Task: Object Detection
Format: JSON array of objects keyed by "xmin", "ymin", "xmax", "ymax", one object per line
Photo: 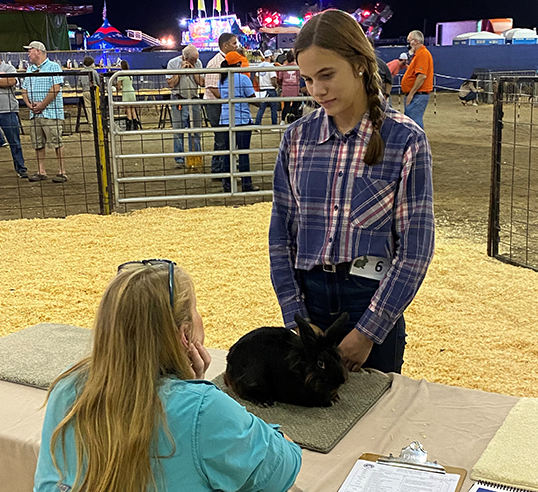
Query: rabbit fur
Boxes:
[{"xmin": 224, "ymin": 312, "xmax": 350, "ymax": 407}]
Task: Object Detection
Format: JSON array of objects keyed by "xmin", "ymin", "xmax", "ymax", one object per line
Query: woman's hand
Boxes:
[
  {"xmin": 338, "ymin": 329, "xmax": 374, "ymax": 372},
  {"xmin": 188, "ymin": 341, "xmax": 211, "ymax": 379}
]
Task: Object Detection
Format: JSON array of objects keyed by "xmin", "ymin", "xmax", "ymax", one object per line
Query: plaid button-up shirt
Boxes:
[
  {"xmin": 22, "ymin": 58, "xmax": 64, "ymax": 120},
  {"xmin": 269, "ymin": 100, "xmax": 435, "ymax": 343}
]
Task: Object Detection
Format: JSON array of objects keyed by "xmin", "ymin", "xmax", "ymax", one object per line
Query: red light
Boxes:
[
  {"xmin": 264, "ymin": 16, "xmax": 272, "ymax": 24},
  {"xmin": 363, "ymin": 10, "xmax": 371, "ymax": 16}
]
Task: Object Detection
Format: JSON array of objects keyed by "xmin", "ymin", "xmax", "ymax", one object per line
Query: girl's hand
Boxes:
[
  {"xmin": 188, "ymin": 341, "xmax": 211, "ymax": 379},
  {"xmin": 338, "ymin": 329, "xmax": 374, "ymax": 372}
]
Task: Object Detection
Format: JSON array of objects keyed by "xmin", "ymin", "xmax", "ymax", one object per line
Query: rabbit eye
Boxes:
[{"xmin": 317, "ymin": 359, "xmax": 325, "ymax": 369}]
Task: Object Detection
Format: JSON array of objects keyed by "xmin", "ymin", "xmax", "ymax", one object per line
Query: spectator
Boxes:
[
  {"xmin": 459, "ymin": 74, "xmax": 479, "ymax": 106},
  {"xmin": 401, "ymin": 30, "xmax": 434, "ymax": 129},
  {"xmin": 21, "ymin": 41, "xmax": 66, "ymax": 183},
  {"xmin": 278, "ymin": 50, "xmax": 301, "ymax": 125},
  {"xmin": 116, "ymin": 60, "xmax": 139, "ymax": 130},
  {"xmin": 387, "ymin": 52, "xmax": 408, "ymax": 77},
  {"xmin": 0, "ymin": 55, "xmax": 27, "ymax": 178},
  {"xmin": 254, "ymin": 49, "xmax": 279, "ymax": 126},
  {"xmin": 203, "ymin": 33, "xmax": 239, "ymax": 176},
  {"xmin": 218, "ymin": 51, "xmax": 259, "ymax": 193},
  {"xmin": 367, "ymin": 38, "xmax": 392, "ymax": 99},
  {"xmin": 79, "ymin": 56, "xmax": 100, "ymax": 130},
  {"xmin": 166, "ymin": 45, "xmax": 205, "ymax": 168},
  {"xmin": 33, "ymin": 260, "xmax": 302, "ymax": 492}
]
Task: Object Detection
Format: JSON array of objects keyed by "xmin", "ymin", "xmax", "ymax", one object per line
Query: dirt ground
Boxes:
[{"xmin": 1, "ymin": 92, "xmax": 537, "ymax": 398}]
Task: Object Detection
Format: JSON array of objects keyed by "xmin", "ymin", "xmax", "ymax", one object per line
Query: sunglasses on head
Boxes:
[{"xmin": 117, "ymin": 259, "xmax": 176, "ymax": 309}]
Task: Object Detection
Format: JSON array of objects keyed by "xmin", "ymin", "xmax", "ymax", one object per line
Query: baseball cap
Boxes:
[
  {"xmin": 398, "ymin": 52, "xmax": 408, "ymax": 60},
  {"xmin": 263, "ymin": 49, "xmax": 273, "ymax": 57},
  {"xmin": 23, "ymin": 41, "xmax": 47, "ymax": 52},
  {"xmin": 225, "ymin": 51, "xmax": 243, "ymax": 65}
]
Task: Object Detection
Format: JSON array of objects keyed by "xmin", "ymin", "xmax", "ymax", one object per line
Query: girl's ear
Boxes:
[{"xmin": 179, "ymin": 325, "xmax": 189, "ymax": 349}]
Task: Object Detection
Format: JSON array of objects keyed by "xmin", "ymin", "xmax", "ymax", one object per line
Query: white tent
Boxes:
[
  {"xmin": 503, "ymin": 28, "xmax": 538, "ymax": 44},
  {"xmin": 453, "ymin": 32, "xmax": 505, "ymax": 45}
]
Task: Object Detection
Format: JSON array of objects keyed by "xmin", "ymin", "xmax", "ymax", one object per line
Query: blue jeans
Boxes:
[
  {"xmin": 0, "ymin": 112, "xmax": 26, "ymax": 174},
  {"xmin": 222, "ymin": 127, "xmax": 253, "ymax": 190},
  {"xmin": 299, "ymin": 266, "xmax": 406, "ymax": 373},
  {"xmin": 170, "ymin": 102, "xmax": 202, "ymax": 164},
  {"xmin": 404, "ymin": 93, "xmax": 430, "ymax": 129},
  {"xmin": 205, "ymin": 103, "xmax": 226, "ymax": 174},
  {"xmin": 254, "ymin": 89, "xmax": 278, "ymax": 125}
]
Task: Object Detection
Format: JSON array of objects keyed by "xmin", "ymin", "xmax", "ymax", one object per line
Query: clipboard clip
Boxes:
[{"xmin": 376, "ymin": 441, "xmax": 447, "ymax": 474}]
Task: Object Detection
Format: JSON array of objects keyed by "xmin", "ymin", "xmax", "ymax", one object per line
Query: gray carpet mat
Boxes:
[
  {"xmin": 212, "ymin": 369, "xmax": 392, "ymax": 454},
  {"xmin": 0, "ymin": 323, "xmax": 92, "ymax": 389}
]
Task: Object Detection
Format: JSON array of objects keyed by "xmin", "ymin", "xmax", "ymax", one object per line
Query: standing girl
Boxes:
[
  {"xmin": 116, "ymin": 60, "xmax": 139, "ymax": 130},
  {"xmin": 269, "ymin": 10, "xmax": 435, "ymax": 373}
]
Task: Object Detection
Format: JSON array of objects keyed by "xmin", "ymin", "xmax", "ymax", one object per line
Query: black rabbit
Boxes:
[{"xmin": 224, "ymin": 312, "xmax": 350, "ymax": 407}]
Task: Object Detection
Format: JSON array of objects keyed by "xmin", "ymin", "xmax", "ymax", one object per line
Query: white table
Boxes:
[{"xmin": 0, "ymin": 349, "xmax": 518, "ymax": 492}]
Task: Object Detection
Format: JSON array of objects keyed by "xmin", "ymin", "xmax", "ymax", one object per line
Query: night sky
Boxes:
[{"xmin": 74, "ymin": 0, "xmax": 538, "ymax": 43}]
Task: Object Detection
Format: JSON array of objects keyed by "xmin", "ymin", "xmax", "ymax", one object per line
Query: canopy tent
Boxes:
[{"xmin": 87, "ymin": 18, "xmax": 149, "ymax": 49}]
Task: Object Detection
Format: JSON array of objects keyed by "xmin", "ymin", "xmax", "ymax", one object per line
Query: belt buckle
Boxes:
[{"xmin": 322, "ymin": 264, "xmax": 336, "ymax": 273}]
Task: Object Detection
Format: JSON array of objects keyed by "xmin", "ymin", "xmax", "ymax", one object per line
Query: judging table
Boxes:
[{"xmin": 0, "ymin": 349, "xmax": 518, "ymax": 492}]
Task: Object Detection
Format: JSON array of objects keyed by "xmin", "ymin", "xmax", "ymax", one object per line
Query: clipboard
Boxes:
[{"xmin": 338, "ymin": 441, "xmax": 467, "ymax": 492}]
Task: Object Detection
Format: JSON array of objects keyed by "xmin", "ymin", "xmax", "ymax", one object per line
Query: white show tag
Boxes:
[{"xmin": 349, "ymin": 255, "xmax": 391, "ymax": 281}]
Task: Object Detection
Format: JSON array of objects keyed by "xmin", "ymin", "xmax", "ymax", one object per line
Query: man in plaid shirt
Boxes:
[{"xmin": 21, "ymin": 41, "xmax": 67, "ymax": 183}]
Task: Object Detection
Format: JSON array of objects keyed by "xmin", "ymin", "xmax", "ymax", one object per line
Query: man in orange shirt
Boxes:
[{"xmin": 401, "ymin": 30, "xmax": 433, "ymax": 129}]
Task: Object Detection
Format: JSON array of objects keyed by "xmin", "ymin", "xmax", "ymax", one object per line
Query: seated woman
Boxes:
[
  {"xmin": 218, "ymin": 51, "xmax": 259, "ymax": 193},
  {"xmin": 34, "ymin": 259, "xmax": 302, "ymax": 492}
]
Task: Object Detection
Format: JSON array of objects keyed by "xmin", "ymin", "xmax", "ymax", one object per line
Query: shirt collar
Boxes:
[
  {"xmin": 317, "ymin": 93, "xmax": 388, "ymax": 145},
  {"xmin": 30, "ymin": 57, "xmax": 49, "ymax": 72}
]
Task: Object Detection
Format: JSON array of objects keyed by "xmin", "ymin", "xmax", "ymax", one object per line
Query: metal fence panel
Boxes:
[{"xmin": 488, "ymin": 76, "xmax": 538, "ymax": 271}]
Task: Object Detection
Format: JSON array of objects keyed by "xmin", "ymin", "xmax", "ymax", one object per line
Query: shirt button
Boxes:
[
  {"xmin": 329, "ymin": 237, "xmax": 333, "ymax": 243},
  {"xmin": 334, "ymin": 205, "xmax": 339, "ymax": 211},
  {"xmin": 338, "ymin": 171, "xmax": 343, "ymax": 177}
]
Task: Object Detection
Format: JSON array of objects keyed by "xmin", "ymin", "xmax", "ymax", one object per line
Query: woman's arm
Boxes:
[
  {"xmin": 269, "ymin": 133, "xmax": 310, "ymax": 327},
  {"xmin": 197, "ymin": 386, "xmax": 302, "ymax": 492}
]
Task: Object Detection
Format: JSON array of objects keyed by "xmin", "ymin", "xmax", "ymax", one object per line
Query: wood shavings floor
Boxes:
[{"xmin": 0, "ymin": 203, "xmax": 536, "ymax": 397}]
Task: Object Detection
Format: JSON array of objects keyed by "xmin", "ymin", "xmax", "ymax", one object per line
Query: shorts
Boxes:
[{"xmin": 29, "ymin": 118, "xmax": 63, "ymax": 150}]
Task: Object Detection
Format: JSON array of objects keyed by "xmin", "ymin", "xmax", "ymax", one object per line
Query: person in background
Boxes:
[
  {"xmin": 204, "ymin": 33, "xmax": 239, "ymax": 177},
  {"xmin": 387, "ymin": 52, "xmax": 408, "ymax": 77},
  {"xmin": 21, "ymin": 41, "xmax": 66, "ymax": 183},
  {"xmin": 269, "ymin": 10, "xmax": 434, "ymax": 375},
  {"xmin": 0, "ymin": 55, "xmax": 27, "ymax": 178},
  {"xmin": 254, "ymin": 50, "xmax": 279, "ymax": 126},
  {"xmin": 367, "ymin": 38, "xmax": 392, "ymax": 99},
  {"xmin": 218, "ymin": 51, "xmax": 259, "ymax": 193},
  {"xmin": 33, "ymin": 260, "xmax": 302, "ymax": 491},
  {"xmin": 401, "ymin": 30, "xmax": 434, "ymax": 129},
  {"xmin": 459, "ymin": 73, "xmax": 479, "ymax": 106},
  {"xmin": 278, "ymin": 50, "xmax": 301, "ymax": 125},
  {"xmin": 116, "ymin": 60, "xmax": 139, "ymax": 131},
  {"xmin": 79, "ymin": 56, "xmax": 100, "ymax": 131},
  {"xmin": 166, "ymin": 44, "xmax": 205, "ymax": 169}
]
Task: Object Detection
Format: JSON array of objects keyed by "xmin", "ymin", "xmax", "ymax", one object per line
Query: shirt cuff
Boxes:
[
  {"xmin": 356, "ymin": 308, "xmax": 394, "ymax": 344},
  {"xmin": 280, "ymin": 299, "xmax": 309, "ymax": 329}
]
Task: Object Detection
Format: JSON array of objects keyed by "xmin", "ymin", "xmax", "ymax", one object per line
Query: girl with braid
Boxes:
[{"xmin": 269, "ymin": 9, "xmax": 434, "ymax": 374}]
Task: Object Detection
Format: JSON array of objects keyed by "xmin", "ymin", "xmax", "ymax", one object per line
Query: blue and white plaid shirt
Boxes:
[
  {"xmin": 269, "ymin": 99, "xmax": 435, "ymax": 343},
  {"xmin": 22, "ymin": 58, "xmax": 64, "ymax": 120}
]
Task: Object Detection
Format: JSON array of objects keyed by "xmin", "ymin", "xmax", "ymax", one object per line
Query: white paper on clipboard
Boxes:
[{"xmin": 337, "ymin": 459, "xmax": 461, "ymax": 492}]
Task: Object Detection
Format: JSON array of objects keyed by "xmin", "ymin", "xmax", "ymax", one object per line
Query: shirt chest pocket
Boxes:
[{"xmin": 349, "ymin": 177, "xmax": 397, "ymax": 231}]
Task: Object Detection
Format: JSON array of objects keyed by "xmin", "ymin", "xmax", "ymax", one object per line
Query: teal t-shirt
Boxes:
[{"xmin": 34, "ymin": 375, "xmax": 302, "ymax": 491}]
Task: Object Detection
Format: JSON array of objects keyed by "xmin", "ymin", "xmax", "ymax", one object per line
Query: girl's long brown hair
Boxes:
[
  {"xmin": 295, "ymin": 9, "xmax": 385, "ymax": 165},
  {"xmin": 47, "ymin": 263, "xmax": 196, "ymax": 492}
]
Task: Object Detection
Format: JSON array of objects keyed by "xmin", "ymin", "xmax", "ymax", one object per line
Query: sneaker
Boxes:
[
  {"xmin": 280, "ymin": 121, "xmax": 286, "ymax": 126},
  {"xmin": 243, "ymin": 185, "xmax": 260, "ymax": 192},
  {"xmin": 1, "ymin": 142, "xmax": 8, "ymax": 147},
  {"xmin": 175, "ymin": 160, "xmax": 185, "ymax": 169},
  {"xmin": 28, "ymin": 173, "xmax": 47, "ymax": 182},
  {"xmin": 52, "ymin": 174, "xmax": 68, "ymax": 183},
  {"xmin": 472, "ymin": 101, "xmax": 478, "ymax": 106},
  {"xmin": 18, "ymin": 172, "xmax": 29, "ymax": 179}
]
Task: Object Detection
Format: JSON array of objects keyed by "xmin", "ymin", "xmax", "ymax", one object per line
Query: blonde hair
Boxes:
[
  {"xmin": 47, "ymin": 263, "xmax": 196, "ymax": 492},
  {"xmin": 295, "ymin": 9, "xmax": 385, "ymax": 165}
]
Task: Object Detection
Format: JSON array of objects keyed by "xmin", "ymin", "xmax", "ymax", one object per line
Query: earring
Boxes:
[{"xmin": 358, "ymin": 71, "xmax": 363, "ymax": 77}]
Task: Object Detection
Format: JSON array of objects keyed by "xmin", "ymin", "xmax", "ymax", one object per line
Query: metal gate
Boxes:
[
  {"xmin": 488, "ymin": 76, "xmax": 538, "ymax": 271},
  {"xmin": 105, "ymin": 66, "xmax": 306, "ymax": 212}
]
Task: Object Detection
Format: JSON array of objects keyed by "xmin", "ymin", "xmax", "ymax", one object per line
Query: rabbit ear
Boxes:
[
  {"xmin": 324, "ymin": 312, "xmax": 351, "ymax": 347},
  {"xmin": 294, "ymin": 313, "xmax": 318, "ymax": 349}
]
